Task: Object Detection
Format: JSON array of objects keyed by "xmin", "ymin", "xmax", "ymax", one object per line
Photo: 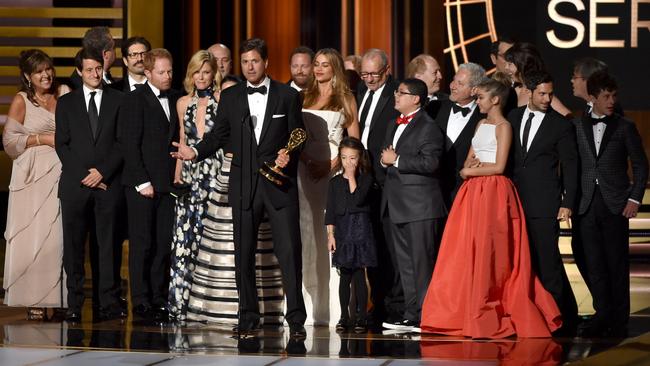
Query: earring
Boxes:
[
  {"xmin": 28, "ymin": 79, "xmax": 31, "ymax": 89},
  {"xmin": 331, "ymin": 75, "xmax": 337, "ymax": 88}
]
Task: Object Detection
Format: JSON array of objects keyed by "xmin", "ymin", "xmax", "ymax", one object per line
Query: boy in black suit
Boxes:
[
  {"xmin": 574, "ymin": 72, "xmax": 648, "ymax": 337},
  {"xmin": 380, "ymin": 79, "xmax": 446, "ymax": 332}
]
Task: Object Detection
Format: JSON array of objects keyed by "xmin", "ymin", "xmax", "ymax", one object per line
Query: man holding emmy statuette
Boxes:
[{"xmin": 172, "ymin": 38, "xmax": 307, "ymax": 338}]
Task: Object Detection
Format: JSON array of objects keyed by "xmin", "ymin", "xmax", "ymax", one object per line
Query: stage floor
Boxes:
[{"xmin": 1, "ymin": 262, "xmax": 650, "ymax": 365}]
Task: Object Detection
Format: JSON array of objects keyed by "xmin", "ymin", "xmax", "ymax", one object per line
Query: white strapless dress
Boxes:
[{"xmin": 299, "ymin": 109, "xmax": 345, "ymax": 326}]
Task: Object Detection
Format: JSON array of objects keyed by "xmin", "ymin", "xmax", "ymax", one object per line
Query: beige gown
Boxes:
[{"xmin": 2, "ymin": 90, "xmax": 68, "ymax": 307}]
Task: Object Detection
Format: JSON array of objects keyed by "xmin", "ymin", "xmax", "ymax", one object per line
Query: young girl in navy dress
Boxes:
[{"xmin": 325, "ymin": 137, "xmax": 377, "ymax": 333}]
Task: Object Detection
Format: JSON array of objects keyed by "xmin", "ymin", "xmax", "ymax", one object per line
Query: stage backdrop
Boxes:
[{"xmin": 492, "ymin": 0, "xmax": 649, "ymax": 111}]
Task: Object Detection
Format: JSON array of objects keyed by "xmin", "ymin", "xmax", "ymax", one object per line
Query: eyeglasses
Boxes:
[
  {"xmin": 127, "ymin": 51, "xmax": 147, "ymax": 59},
  {"xmin": 394, "ymin": 89, "xmax": 416, "ymax": 97},
  {"xmin": 360, "ymin": 67, "xmax": 386, "ymax": 79}
]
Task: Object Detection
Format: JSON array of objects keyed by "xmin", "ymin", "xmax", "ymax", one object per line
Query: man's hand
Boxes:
[
  {"xmin": 171, "ymin": 142, "xmax": 196, "ymax": 161},
  {"xmin": 81, "ymin": 168, "xmax": 103, "ymax": 188},
  {"xmin": 327, "ymin": 234, "xmax": 336, "ymax": 253},
  {"xmin": 139, "ymin": 185, "xmax": 154, "ymax": 198},
  {"xmin": 381, "ymin": 145, "xmax": 397, "ymax": 166},
  {"xmin": 276, "ymin": 148, "xmax": 290, "ymax": 168},
  {"xmin": 557, "ymin": 207, "xmax": 572, "ymax": 222},
  {"xmin": 622, "ymin": 201, "xmax": 640, "ymax": 218}
]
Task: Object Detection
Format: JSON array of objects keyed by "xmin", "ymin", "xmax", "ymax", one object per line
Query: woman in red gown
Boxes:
[{"xmin": 419, "ymin": 78, "xmax": 562, "ymax": 338}]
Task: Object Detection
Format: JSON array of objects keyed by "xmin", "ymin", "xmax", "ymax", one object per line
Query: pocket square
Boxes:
[{"xmin": 272, "ymin": 114, "xmax": 286, "ymax": 118}]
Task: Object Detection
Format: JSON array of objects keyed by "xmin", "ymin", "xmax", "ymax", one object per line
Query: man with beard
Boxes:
[
  {"xmin": 288, "ymin": 46, "xmax": 314, "ymax": 92},
  {"xmin": 112, "ymin": 36, "xmax": 151, "ymax": 92}
]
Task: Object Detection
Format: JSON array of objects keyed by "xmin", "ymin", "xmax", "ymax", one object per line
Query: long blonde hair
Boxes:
[
  {"xmin": 303, "ymin": 48, "xmax": 354, "ymax": 128},
  {"xmin": 182, "ymin": 50, "xmax": 222, "ymax": 95}
]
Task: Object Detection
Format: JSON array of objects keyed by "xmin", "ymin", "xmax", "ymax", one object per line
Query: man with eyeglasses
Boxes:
[
  {"xmin": 112, "ymin": 36, "xmax": 151, "ymax": 92},
  {"xmin": 355, "ymin": 48, "xmax": 402, "ymax": 329},
  {"xmin": 380, "ymin": 78, "xmax": 446, "ymax": 332}
]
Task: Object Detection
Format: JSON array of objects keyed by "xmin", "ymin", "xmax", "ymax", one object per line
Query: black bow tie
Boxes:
[
  {"xmin": 157, "ymin": 90, "xmax": 169, "ymax": 99},
  {"xmin": 590, "ymin": 116, "xmax": 610, "ymax": 125},
  {"xmin": 196, "ymin": 86, "xmax": 213, "ymax": 98},
  {"xmin": 452, "ymin": 104, "xmax": 471, "ymax": 117},
  {"xmin": 134, "ymin": 83, "xmax": 144, "ymax": 89},
  {"xmin": 247, "ymin": 85, "xmax": 267, "ymax": 95}
]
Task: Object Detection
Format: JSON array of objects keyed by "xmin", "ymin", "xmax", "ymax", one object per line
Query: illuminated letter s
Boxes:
[{"xmin": 546, "ymin": 0, "xmax": 586, "ymax": 48}]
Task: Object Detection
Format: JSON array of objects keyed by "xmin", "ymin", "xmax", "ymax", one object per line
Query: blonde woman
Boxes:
[
  {"xmin": 168, "ymin": 50, "xmax": 222, "ymax": 320},
  {"xmin": 299, "ymin": 48, "xmax": 360, "ymax": 326}
]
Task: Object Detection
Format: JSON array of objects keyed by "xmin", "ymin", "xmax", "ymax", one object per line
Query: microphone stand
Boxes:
[{"xmin": 237, "ymin": 109, "xmax": 251, "ymax": 338}]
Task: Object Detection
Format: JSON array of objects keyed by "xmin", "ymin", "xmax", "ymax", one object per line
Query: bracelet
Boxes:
[{"xmin": 35, "ymin": 134, "xmax": 41, "ymax": 146}]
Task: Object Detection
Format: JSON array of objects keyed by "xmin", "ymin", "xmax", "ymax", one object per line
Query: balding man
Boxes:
[
  {"xmin": 208, "ymin": 43, "xmax": 233, "ymax": 77},
  {"xmin": 406, "ymin": 54, "xmax": 447, "ymax": 119},
  {"xmin": 356, "ymin": 48, "xmax": 402, "ymax": 327}
]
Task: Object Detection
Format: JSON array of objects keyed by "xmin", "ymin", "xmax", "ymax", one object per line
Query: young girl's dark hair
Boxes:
[{"xmin": 334, "ymin": 136, "xmax": 371, "ymax": 175}]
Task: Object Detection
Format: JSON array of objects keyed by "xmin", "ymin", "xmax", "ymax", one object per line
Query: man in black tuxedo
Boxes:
[
  {"xmin": 120, "ymin": 48, "xmax": 180, "ymax": 320},
  {"xmin": 574, "ymin": 72, "xmax": 648, "ymax": 337},
  {"xmin": 489, "ymin": 37, "xmax": 517, "ymax": 116},
  {"xmin": 55, "ymin": 48, "xmax": 125, "ymax": 322},
  {"xmin": 356, "ymin": 48, "xmax": 402, "ymax": 325},
  {"xmin": 70, "ymin": 27, "xmax": 116, "ymax": 89},
  {"xmin": 435, "ymin": 62, "xmax": 486, "ymax": 208},
  {"xmin": 111, "ymin": 36, "xmax": 151, "ymax": 92},
  {"xmin": 380, "ymin": 79, "xmax": 446, "ymax": 332},
  {"xmin": 208, "ymin": 43, "xmax": 233, "ymax": 77},
  {"xmin": 508, "ymin": 71, "xmax": 579, "ymax": 333},
  {"xmin": 406, "ymin": 54, "xmax": 448, "ymax": 119},
  {"xmin": 172, "ymin": 38, "xmax": 307, "ymax": 338}
]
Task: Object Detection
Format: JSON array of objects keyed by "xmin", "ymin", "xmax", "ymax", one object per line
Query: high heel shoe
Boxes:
[{"xmin": 27, "ymin": 307, "xmax": 47, "ymax": 321}]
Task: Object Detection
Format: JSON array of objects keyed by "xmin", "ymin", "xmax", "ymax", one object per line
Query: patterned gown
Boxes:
[{"xmin": 168, "ymin": 96, "xmax": 219, "ymax": 320}]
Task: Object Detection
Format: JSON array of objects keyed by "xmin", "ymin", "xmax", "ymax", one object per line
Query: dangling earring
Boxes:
[
  {"xmin": 28, "ymin": 79, "xmax": 31, "ymax": 89},
  {"xmin": 331, "ymin": 75, "xmax": 337, "ymax": 88}
]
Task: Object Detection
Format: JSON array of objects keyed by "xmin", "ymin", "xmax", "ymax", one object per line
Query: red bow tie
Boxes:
[{"xmin": 396, "ymin": 115, "xmax": 414, "ymax": 125}]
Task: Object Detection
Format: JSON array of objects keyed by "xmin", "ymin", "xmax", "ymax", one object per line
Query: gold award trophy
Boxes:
[{"xmin": 259, "ymin": 128, "xmax": 307, "ymax": 186}]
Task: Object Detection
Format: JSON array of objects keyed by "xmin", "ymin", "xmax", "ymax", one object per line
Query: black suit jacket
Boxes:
[
  {"xmin": 194, "ymin": 79, "xmax": 304, "ymax": 210},
  {"xmin": 110, "ymin": 77, "xmax": 133, "ymax": 93},
  {"xmin": 573, "ymin": 114, "xmax": 648, "ymax": 215},
  {"xmin": 356, "ymin": 76, "xmax": 400, "ymax": 185},
  {"xmin": 434, "ymin": 100, "xmax": 485, "ymax": 207},
  {"xmin": 120, "ymin": 82, "xmax": 180, "ymax": 193},
  {"xmin": 380, "ymin": 110, "xmax": 447, "ymax": 224},
  {"xmin": 55, "ymin": 86, "xmax": 124, "ymax": 200},
  {"xmin": 509, "ymin": 106, "xmax": 579, "ymax": 218},
  {"xmin": 423, "ymin": 92, "xmax": 449, "ymax": 121}
]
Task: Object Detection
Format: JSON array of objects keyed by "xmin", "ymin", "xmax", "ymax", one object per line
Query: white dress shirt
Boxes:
[
  {"xmin": 147, "ymin": 82, "xmax": 170, "ymax": 121},
  {"xmin": 359, "ymin": 82, "xmax": 387, "ymax": 148},
  {"xmin": 591, "ymin": 111, "xmax": 607, "ymax": 155},
  {"xmin": 446, "ymin": 100, "xmax": 476, "ymax": 144},
  {"xmin": 519, "ymin": 107, "xmax": 545, "ymax": 151},
  {"xmin": 82, "ymin": 84, "xmax": 103, "ymax": 115},
  {"xmin": 289, "ymin": 80, "xmax": 302, "ymax": 92},
  {"xmin": 128, "ymin": 74, "xmax": 147, "ymax": 91},
  {"xmin": 247, "ymin": 76, "xmax": 271, "ymax": 143},
  {"xmin": 382, "ymin": 108, "xmax": 420, "ymax": 169}
]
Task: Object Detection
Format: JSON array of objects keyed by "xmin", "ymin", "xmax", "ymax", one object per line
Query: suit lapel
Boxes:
[
  {"xmin": 437, "ymin": 103, "xmax": 453, "ymax": 151},
  {"xmin": 525, "ymin": 112, "xmax": 552, "ymax": 160},
  {"xmin": 95, "ymin": 88, "xmax": 112, "ymax": 142},
  {"xmin": 75, "ymin": 89, "xmax": 95, "ymax": 142},
  {"xmin": 581, "ymin": 116, "xmax": 598, "ymax": 158},
  {"xmin": 598, "ymin": 116, "xmax": 620, "ymax": 159},
  {"xmin": 167, "ymin": 92, "xmax": 178, "ymax": 144},
  {"xmin": 395, "ymin": 113, "xmax": 420, "ymax": 151},
  {"xmin": 258, "ymin": 80, "xmax": 278, "ymax": 145},
  {"xmin": 510, "ymin": 107, "xmax": 525, "ymax": 162},
  {"xmin": 368, "ymin": 86, "xmax": 391, "ymax": 133},
  {"xmin": 452, "ymin": 107, "xmax": 481, "ymax": 149}
]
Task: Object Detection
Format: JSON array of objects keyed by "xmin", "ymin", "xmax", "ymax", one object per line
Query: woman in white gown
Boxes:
[{"xmin": 299, "ymin": 48, "xmax": 360, "ymax": 325}]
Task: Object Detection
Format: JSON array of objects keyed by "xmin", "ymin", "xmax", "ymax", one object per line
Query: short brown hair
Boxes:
[{"xmin": 143, "ymin": 48, "xmax": 173, "ymax": 71}]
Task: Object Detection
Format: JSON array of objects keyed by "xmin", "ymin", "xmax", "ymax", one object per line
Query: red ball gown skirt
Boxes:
[{"xmin": 420, "ymin": 175, "xmax": 562, "ymax": 338}]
